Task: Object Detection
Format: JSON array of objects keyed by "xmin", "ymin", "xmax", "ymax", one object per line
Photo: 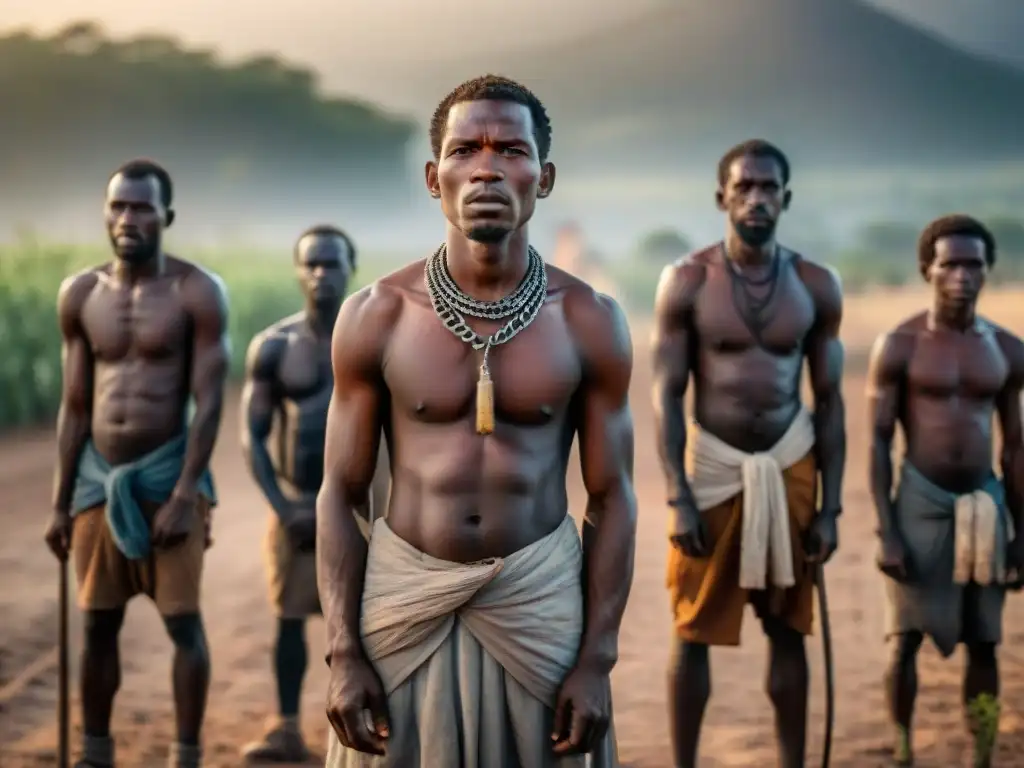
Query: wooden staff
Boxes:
[
  {"xmin": 58, "ymin": 557, "xmax": 70, "ymax": 768},
  {"xmin": 816, "ymin": 562, "xmax": 834, "ymax": 768}
]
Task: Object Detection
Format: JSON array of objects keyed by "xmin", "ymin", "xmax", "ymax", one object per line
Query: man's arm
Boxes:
[
  {"xmin": 804, "ymin": 265, "xmax": 846, "ymax": 518},
  {"xmin": 570, "ymin": 290, "xmax": 636, "ymax": 673},
  {"xmin": 995, "ymin": 331, "xmax": 1024, "ymax": 540},
  {"xmin": 240, "ymin": 332, "xmax": 292, "ymax": 520},
  {"xmin": 865, "ymin": 331, "xmax": 909, "ymax": 538},
  {"xmin": 173, "ymin": 269, "xmax": 230, "ymax": 500},
  {"xmin": 51, "ymin": 272, "xmax": 97, "ymax": 514},
  {"xmin": 317, "ymin": 284, "xmax": 396, "ymax": 665},
  {"xmin": 650, "ymin": 261, "xmax": 702, "ymax": 510}
]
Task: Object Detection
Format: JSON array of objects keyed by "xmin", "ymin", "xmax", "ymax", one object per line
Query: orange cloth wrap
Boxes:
[{"xmin": 666, "ymin": 451, "xmax": 819, "ymax": 646}]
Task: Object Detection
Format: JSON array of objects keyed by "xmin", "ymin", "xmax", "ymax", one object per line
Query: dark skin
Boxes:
[
  {"xmin": 43, "ymin": 172, "xmax": 229, "ymax": 748},
  {"xmin": 867, "ymin": 234, "xmax": 1024, "ymax": 766},
  {"xmin": 651, "ymin": 154, "xmax": 845, "ymax": 768},
  {"xmin": 317, "ymin": 99, "xmax": 636, "ymax": 757},
  {"xmin": 241, "ymin": 233, "xmax": 389, "ymax": 726}
]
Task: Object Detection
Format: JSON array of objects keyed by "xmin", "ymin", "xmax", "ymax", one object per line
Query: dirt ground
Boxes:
[{"xmin": 2, "ymin": 295, "xmax": 1024, "ymax": 767}]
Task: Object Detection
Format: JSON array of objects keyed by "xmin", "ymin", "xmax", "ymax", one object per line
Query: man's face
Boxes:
[
  {"xmin": 425, "ymin": 99, "xmax": 555, "ymax": 244},
  {"xmin": 927, "ymin": 234, "xmax": 988, "ymax": 307},
  {"xmin": 104, "ymin": 173, "xmax": 168, "ymax": 263},
  {"xmin": 717, "ymin": 154, "xmax": 789, "ymax": 247},
  {"xmin": 295, "ymin": 234, "xmax": 352, "ymax": 306}
]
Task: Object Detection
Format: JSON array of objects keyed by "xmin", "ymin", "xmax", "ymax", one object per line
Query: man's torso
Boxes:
[
  {"xmin": 80, "ymin": 258, "xmax": 197, "ymax": 465},
  {"xmin": 895, "ymin": 313, "xmax": 1010, "ymax": 493},
  {"xmin": 689, "ymin": 244, "xmax": 817, "ymax": 452},
  {"xmin": 377, "ymin": 260, "xmax": 585, "ymax": 563},
  {"xmin": 267, "ymin": 314, "xmax": 334, "ymax": 498}
]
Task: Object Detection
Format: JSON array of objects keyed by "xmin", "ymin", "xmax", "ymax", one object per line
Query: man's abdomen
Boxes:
[{"xmin": 91, "ymin": 360, "xmax": 191, "ymax": 464}]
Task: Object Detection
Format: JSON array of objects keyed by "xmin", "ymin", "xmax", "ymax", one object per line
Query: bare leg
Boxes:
[
  {"xmin": 764, "ymin": 618, "xmax": 808, "ymax": 768},
  {"xmin": 78, "ymin": 609, "xmax": 125, "ymax": 766},
  {"xmin": 162, "ymin": 613, "xmax": 210, "ymax": 746},
  {"xmin": 884, "ymin": 631, "xmax": 922, "ymax": 765},
  {"xmin": 964, "ymin": 641, "xmax": 999, "ymax": 768},
  {"xmin": 668, "ymin": 637, "xmax": 710, "ymax": 768}
]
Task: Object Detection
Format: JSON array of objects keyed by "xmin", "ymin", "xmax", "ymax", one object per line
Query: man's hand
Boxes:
[
  {"xmin": 326, "ymin": 654, "xmax": 390, "ymax": 755},
  {"xmin": 805, "ymin": 512, "xmax": 839, "ymax": 565},
  {"xmin": 669, "ymin": 500, "xmax": 707, "ymax": 557},
  {"xmin": 151, "ymin": 494, "xmax": 195, "ymax": 549},
  {"xmin": 285, "ymin": 505, "xmax": 317, "ymax": 552},
  {"xmin": 876, "ymin": 531, "xmax": 909, "ymax": 582},
  {"xmin": 1006, "ymin": 538, "xmax": 1024, "ymax": 591},
  {"xmin": 552, "ymin": 663, "xmax": 612, "ymax": 756},
  {"xmin": 44, "ymin": 511, "xmax": 73, "ymax": 561}
]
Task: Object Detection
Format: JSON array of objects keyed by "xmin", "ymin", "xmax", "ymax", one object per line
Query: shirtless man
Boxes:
[
  {"xmin": 867, "ymin": 214, "xmax": 1024, "ymax": 767},
  {"xmin": 652, "ymin": 139, "xmax": 845, "ymax": 768},
  {"xmin": 43, "ymin": 159, "xmax": 229, "ymax": 768},
  {"xmin": 318, "ymin": 74, "xmax": 635, "ymax": 766},
  {"xmin": 239, "ymin": 225, "xmax": 390, "ymax": 762}
]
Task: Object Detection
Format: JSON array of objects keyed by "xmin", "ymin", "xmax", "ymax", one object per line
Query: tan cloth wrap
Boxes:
[
  {"xmin": 687, "ymin": 406, "xmax": 816, "ymax": 590},
  {"xmin": 325, "ymin": 515, "xmax": 619, "ymax": 767},
  {"xmin": 954, "ymin": 490, "xmax": 1016, "ymax": 585},
  {"xmin": 72, "ymin": 498, "xmax": 209, "ymax": 616},
  {"xmin": 263, "ymin": 511, "xmax": 321, "ymax": 618}
]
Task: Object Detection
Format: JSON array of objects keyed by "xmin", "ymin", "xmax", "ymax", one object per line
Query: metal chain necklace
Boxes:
[
  {"xmin": 424, "ymin": 242, "xmax": 548, "ymax": 434},
  {"xmin": 723, "ymin": 241, "xmax": 784, "ymax": 342}
]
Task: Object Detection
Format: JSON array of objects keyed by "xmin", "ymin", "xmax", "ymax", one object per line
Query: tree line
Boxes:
[{"xmin": 0, "ymin": 22, "xmax": 417, "ymax": 227}]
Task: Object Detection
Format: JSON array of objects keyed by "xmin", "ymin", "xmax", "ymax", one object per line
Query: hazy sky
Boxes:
[{"xmin": 2, "ymin": 0, "xmax": 1020, "ymax": 110}]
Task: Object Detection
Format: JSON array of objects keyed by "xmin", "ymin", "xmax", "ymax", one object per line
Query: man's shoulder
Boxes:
[
  {"xmin": 256, "ymin": 311, "xmax": 306, "ymax": 339},
  {"xmin": 871, "ymin": 313, "xmax": 927, "ymax": 370},
  {"xmin": 57, "ymin": 267, "xmax": 105, "ymax": 320},
  {"xmin": 246, "ymin": 313, "xmax": 304, "ymax": 374},
  {"xmin": 551, "ymin": 266, "xmax": 631, "ymax": 365},
  {"xmin": 983, "ymin": 318, "xmax": 1024, "ymax": 370},
  {"xmin": 168, "ymin": 255, "xmax": 228, "ymax": 303},
  {"xmin": 789, "ymin": 251, "xmax": 843, "ymax": 302}
]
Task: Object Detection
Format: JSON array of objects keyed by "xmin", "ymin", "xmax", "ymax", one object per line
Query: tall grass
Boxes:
[{"xmin": 0, "ymin": 241, "xmax": 404, "ymax": 431}]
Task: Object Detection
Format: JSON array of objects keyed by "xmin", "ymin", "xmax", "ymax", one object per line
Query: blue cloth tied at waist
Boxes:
[{"xmin": 70, "ymin": 435, "xmax": 217, "ymax": 560}]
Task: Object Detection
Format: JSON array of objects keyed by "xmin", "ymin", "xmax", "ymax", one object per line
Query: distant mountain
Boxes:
[
  {"xmin": 398, "ymin": 0, "xmax": 1024, "ymax": 173},
  {"xmin": 867, "ymin": 0, "xmax": 1024, "ymax": 71}
]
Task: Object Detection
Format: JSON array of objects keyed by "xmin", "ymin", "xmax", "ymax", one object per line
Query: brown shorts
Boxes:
[
  {"xmin": 72, "ymin": 498, "xmax": 210, "ymax": 616},
  {"xmin": 666, "ymin": 451, "xmax": 819, "ymax": 646},
  {"xmin": 264, "ymin": 513, "xmax": 321, "ymax": 619}
]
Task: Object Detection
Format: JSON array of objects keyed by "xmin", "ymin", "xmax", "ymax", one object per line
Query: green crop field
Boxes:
[{"xmin": 0, "ymin": 241, "xmax": 409, "ymax": 431}]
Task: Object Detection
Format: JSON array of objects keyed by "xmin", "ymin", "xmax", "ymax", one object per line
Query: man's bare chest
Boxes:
[
  {"xmin": 695, "ymin": 267, "xmax": 815, "ymax": 355},
  {"xmin": 908, "ymin": 332, "xmax": 1008, "ymax": 400},
  {"xmin": 277, "ymin": 335, "xmax": 333, "ymax": 417},
  {"xmin": 82, "ymin": 282, "xmax": 188, "ymax": 361},
  {"xmin": 385, "ymin": 307, "xmax": 582, "ymax": 428}
]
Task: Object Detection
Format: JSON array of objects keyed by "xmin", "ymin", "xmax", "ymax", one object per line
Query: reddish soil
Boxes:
[{"xmin": 1, "ymin": 320, "xmax": 1023, "ymax": 767}]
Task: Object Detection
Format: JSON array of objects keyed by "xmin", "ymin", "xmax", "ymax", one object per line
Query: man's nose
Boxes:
[{"xmin": 470, "ymin": 151, "xmax": 504, "ymax": 182}]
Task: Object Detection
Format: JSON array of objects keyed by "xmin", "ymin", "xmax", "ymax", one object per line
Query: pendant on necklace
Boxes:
[{"xmin": 476, "ymin": 362, "xmax": 495, "ymax": 435}]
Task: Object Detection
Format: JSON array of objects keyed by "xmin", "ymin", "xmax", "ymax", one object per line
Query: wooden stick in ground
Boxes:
[
  {"xmin": 816, "ymin": 562, "xmax": 834, "ymax": 768},
  {"xmin": 58, "ymin": 557, "xmax": 70, "ymax": 768}
]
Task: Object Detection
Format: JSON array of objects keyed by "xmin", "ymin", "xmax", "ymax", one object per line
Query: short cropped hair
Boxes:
[
  {"xmin": 429, "ymin": 74, "xmax": 552, "ymax": 163},
  {"xmin": 294, "ymin": 224, "xmax": 357, "ymax": 270},
  {"xmin": 717, "ymin": 140, "xmax": 790, "ymax": 187},
  {"xmin": 917, "ymin": 214, "xmax": 996, "ymax": 277},
  {"xmin": 109, "ymin": 158, "xmax": 173, "ymax": 207}
]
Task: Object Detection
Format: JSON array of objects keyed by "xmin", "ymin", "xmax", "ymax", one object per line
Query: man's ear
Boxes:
[
  {"xmin": 537, "ymin": 162, "xmax": 556, "ymax": 199},
  {"xmin": 425, "ymin": 161, "xmax": 441, "ymax": 199},
  {"xmin": 165, "ymin": 208, "xmax": 176, "ymax": 228}
]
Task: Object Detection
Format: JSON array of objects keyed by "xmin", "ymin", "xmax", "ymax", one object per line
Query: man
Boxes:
[
  {"xmin": 318, "ymin": 74, "xmax": 635, "ymax": 766},
  {"xmin": 867, "ymin": 214, "xmax": 1024, "ymax": 767},
  {"xmin": 652, "ymin": 139, "xmax": 845, "ymax": 768},
  {"xmin": 239, "ymin": 225, "xmax": 390, "ymax": 762},
  {"xmin": 43, "ymin": 159, "xmax": 229, "ymax": 768}
]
